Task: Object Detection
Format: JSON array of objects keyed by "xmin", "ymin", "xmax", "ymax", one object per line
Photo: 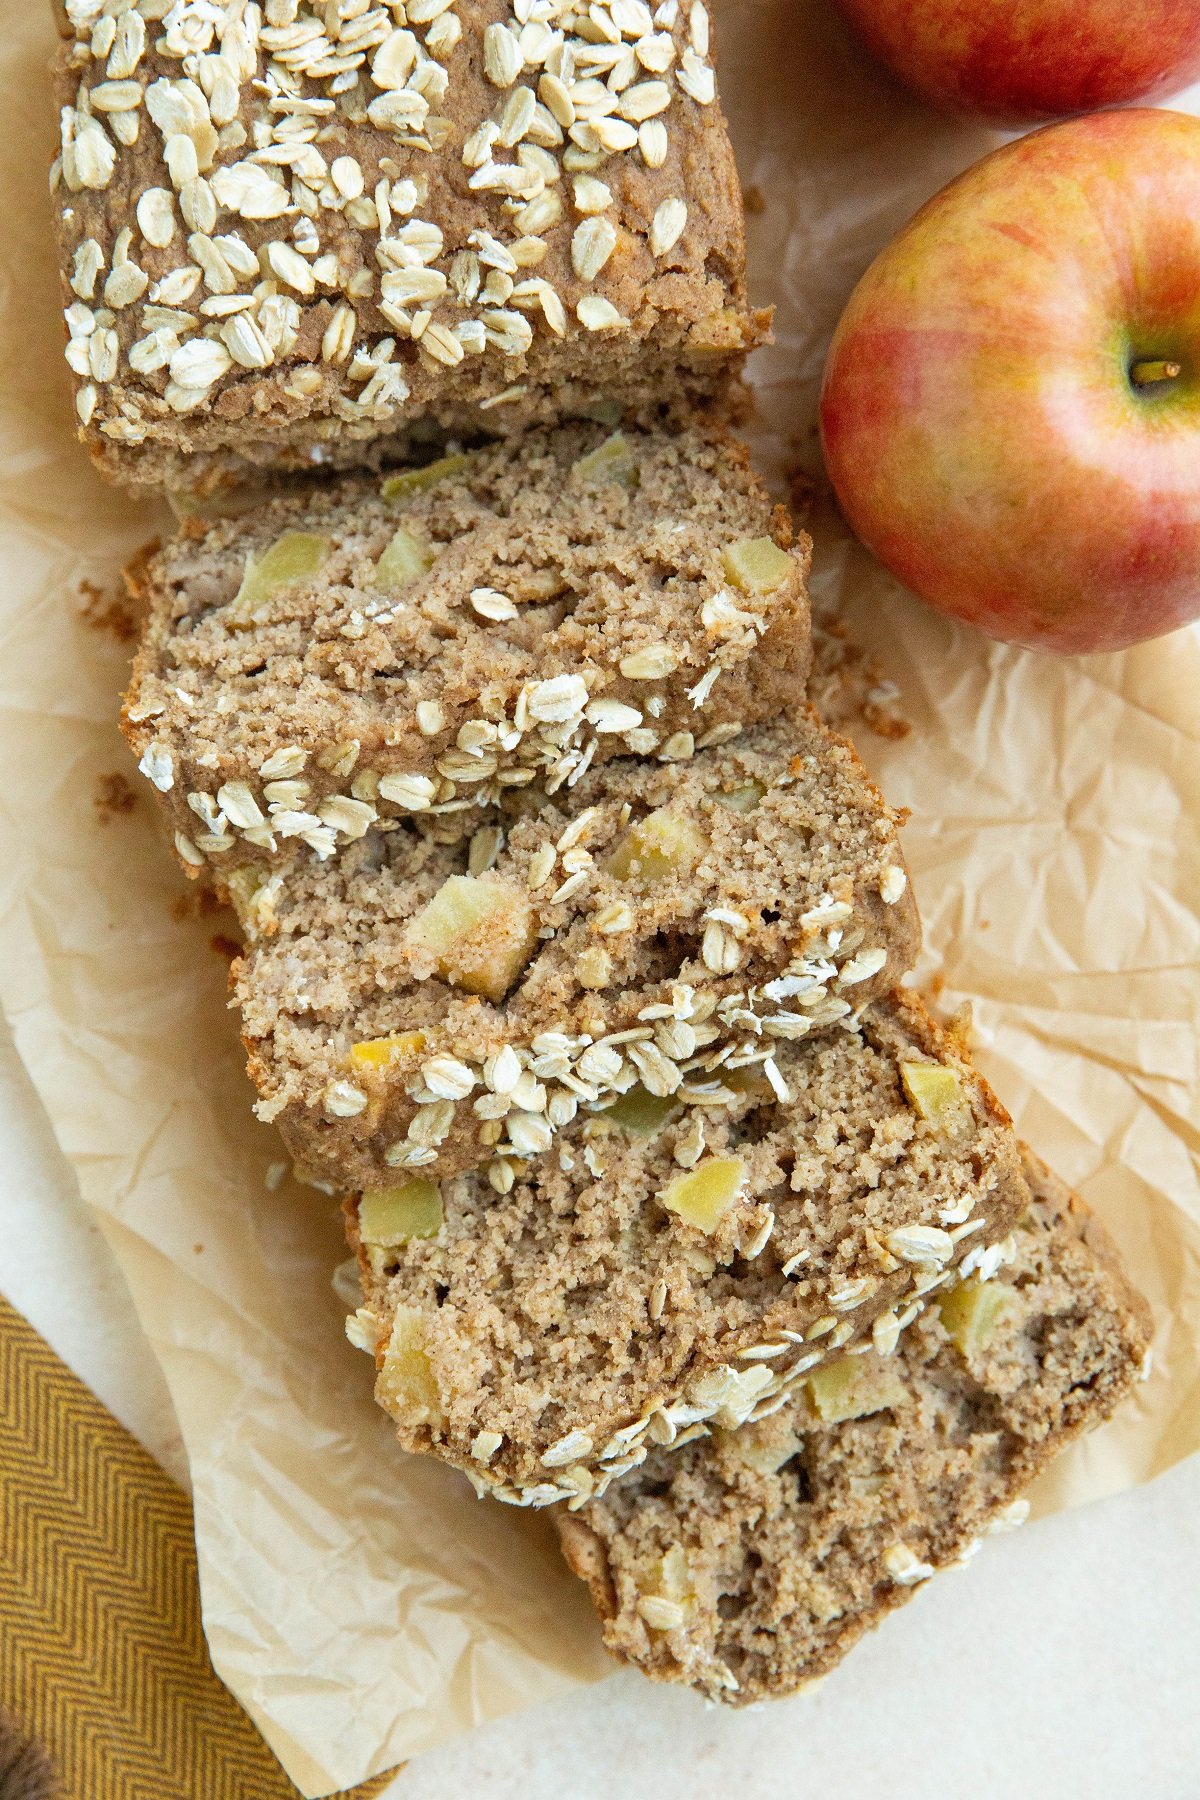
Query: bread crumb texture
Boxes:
[
  {"xmin": 556, "ymin": 1147, "xmax": 1151, "ymax": 1702},
  {"xmin": 123, "ymin": 422, "xmax": 810, "ymax": 877},
  {"xmin": 228, "ymin": 711, "xmax": 918, "ymax": 1187},
  {"xmin": 346, "ymin": 993, "xmax": 1031, "ymax": 1504}
]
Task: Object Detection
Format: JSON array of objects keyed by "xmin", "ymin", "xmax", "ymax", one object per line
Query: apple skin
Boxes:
[
  {"xmin": 835, "ymin": 0, "xmax": 1200, "ymax": 123},
  {"xmin": 819, "ymin": 110, "xmax": 1200, "ymax": 654}
]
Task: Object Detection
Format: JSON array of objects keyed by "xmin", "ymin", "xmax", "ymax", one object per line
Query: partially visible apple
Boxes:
[
  {"xmin": 819, "ymin": 109, "xmax": 1200, "ymax": 654},
  {"xmin": 835, "ymin": 0, "xmax": 1200, "ymax": 123}
]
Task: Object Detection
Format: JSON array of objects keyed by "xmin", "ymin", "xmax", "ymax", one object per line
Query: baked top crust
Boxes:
[{"xmin": 51, "ymin": 0, "xmax": 764, "ymax": 483}]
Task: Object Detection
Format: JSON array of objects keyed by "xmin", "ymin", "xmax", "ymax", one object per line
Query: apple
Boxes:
[
  {"xmin": 818, "ymin": 109, "xmax": 1200, "ymax": 654},
  {"xmin": 834, "ymin": 0, "xmax": 1200, "ymax": 123}
]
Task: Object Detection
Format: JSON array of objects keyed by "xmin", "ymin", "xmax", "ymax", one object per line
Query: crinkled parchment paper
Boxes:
[{"xmin": 1, "ymin": 4, "xmax": 1197, "ymax": 1793}]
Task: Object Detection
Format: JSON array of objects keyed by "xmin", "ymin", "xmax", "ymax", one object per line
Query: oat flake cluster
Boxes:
[{"xmin": 54, "ymin": 0, "xmax": 738, "ymax": 469}]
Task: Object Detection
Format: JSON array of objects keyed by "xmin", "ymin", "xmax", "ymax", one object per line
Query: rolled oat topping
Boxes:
[{"xmin": 52, "ymin": 0, "xmax": 763, "ymax": 483}]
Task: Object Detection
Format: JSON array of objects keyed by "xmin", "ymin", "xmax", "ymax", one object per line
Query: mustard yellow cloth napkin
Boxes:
[{"xmin": 0, "ymin": 1294, "xmax": 396, "ymax": 1800}]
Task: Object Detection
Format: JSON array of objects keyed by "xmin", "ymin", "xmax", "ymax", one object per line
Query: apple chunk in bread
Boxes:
[
  {"xmin": 807, "ymin": 1354, "xmax": 907, "ymax": 1424},
  {"xmin": 660, "ymin": 1157, "xmax": 746, "ymax": 1233},
  {"xmin": 715, "ymin": 779, "xmax": 766, "ymax": 814},
  {"xmin": 375, "ymin": 1307, "xmax": 444, "ymax": 1428},
  {"xmin": 380, "ymin": 453, "xmax": 469, "ymax": 503},
  {"xmin": 939, "ymin": 1277, "xmax": 1017, "ymax": 1357},
  {"xmin": 900, "ymin": 1060, "xmax": 974, "ymax": 1139},
  {"xmin": 373, "ymin": 526, "xmax": 436, "ymax": 590},
  {"xmin": 228, "ymin": 531, "xmax": 330, "ymax": 626},
  {"xmin": 636, "ymin": 1544, "xmax": 699, "ymax": 1632},
  {"xmin": 606, "ymin": 806, "xmax": 707, "ymax": 883},
  {"xmin": 350, "ymin": 1029, "xmax": 428, "ymax": 1072},
  {"xmin": 403, "ymin": 873, "xmax": 537, "ymax": 1003},
  {"xmin": 573, "ymin": 430, "xmax": 639, "ymax": 489},
  {"xmin": 359, "ymin": 1179, "xmax": 444, "ymax": 1248},
  {"xmin": 721, "ymin": 536, "xmax": 794, "ymax": 595}
]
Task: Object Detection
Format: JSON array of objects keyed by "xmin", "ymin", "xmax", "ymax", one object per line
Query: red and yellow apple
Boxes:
[
  {"xmin": 819, "ymin": 109, "xmax": 1200, "ymax": 654},
  {"xmin": 835, "ymin": 0, "xmax": 1200, "ymax": 123}
]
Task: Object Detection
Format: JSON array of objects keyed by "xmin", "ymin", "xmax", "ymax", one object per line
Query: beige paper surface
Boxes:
[{"xmin": 1, "ymin": 4, "xmax": 1197, "ymax": 1793}]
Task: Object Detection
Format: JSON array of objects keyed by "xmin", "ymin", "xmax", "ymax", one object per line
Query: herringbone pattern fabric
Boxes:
[{"xmin": 0, "ymin": 1294, "xmax": 396, "ymax": 1800}]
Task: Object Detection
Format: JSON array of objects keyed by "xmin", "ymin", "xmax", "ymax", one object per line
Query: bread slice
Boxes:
[
  {"xmin": 51, "ymin": 0, "xmax": 766, "ymax": 491},
  {"xmin": 344, "ymin": 992, "xmax": 1028, "ymax": 1507},
  {"xmin": 556, "ymin": 1147, "xmax": 1151, "ymax": 1702},
  {"xmin": 122, "ymin": 421, "xmax": 810, "ymax": 878},
  {"xmin": 231, "ymin": 713, "xmax": 919, "ymax": 1188}
]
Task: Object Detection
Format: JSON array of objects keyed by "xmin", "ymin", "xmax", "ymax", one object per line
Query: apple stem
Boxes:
[{"xmin": 1130, "ymin": 358, "xmax": 1182, "ymax": 387}]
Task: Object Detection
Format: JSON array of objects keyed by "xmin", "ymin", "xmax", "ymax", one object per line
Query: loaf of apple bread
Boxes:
[{"xmin": 52, "ymin": 0, "xmax": 766, "ymax": 491}]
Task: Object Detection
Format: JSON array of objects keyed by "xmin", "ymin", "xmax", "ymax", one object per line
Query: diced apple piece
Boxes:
[
  {"xmin": 636, "ymin": 1542, "xmax": 697, "ymax": 1632},
  {"xmin": 606, "ymin": 1085, "xmax": 679, "ymax": 1137},
  {"xmin": 660, "ymin": 1156, "xmax": 746, "ymax": 1233},
  {"xmin": 228, "ymin": 531, "xmax": 331, "ymax": 625},
  {"xmin": 939, "ymin": 1278, "xmax": 1017, "ymax": 1357},
  {"xmin": 350, "ymin": 1030, "xmax": 427, "ymax": 1072},
  {"xmin": 720, "ymin": 1421, "xmax": 804, "ymax": 1476},
  {"xmin": 359, "ymin": 1179, "xmax": 444, "ymax": 1248},
  {"xmin": 715, "ymin": 780, "xmax": 766, "ymax": 814},
  {"xmin": 606, "ymin": 807, "xmax": 706, "ymax": 882},
  {"xmin": 222, "ymin": 864, "xmax": 283, "ymax": 935},
  {"xmin": 381, "ymin": 453, "xmax": 468, "ymax": 502},
  {"xmin": 374, "ymin": 1307, "xmax": 444, "ymax": 1427},
  {"xmin": 899, "ymin": 1061, "xmax": 975, "ymax": 1139},
  {"xmin": 223, "ymin": 864, "xmax": 262, "ymax": 916},
  {"xmin": 404, "ymin": 873, "xmax": 537, "ymax": 1003},
  {"xmin": 373, "ymin": 526, "xmax": 435, "ymax": 589},
  {"xmin": 576, "ymin": 945, "xmax": 613, "ymax": 990},
  {"xmin": 807, "ymin": 1354, "xmax": 907, "ymax": 1423},
  {"xmin": 690, "ymin": 306, "xmax": 751, "ymax": 354},
  {"xmin": 573, "ymin": 430, "xmax": 639, "ymax": 489},
  {"xmin": 721, "ymin": 536, "xmax": 793, "ymax": 595}
]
